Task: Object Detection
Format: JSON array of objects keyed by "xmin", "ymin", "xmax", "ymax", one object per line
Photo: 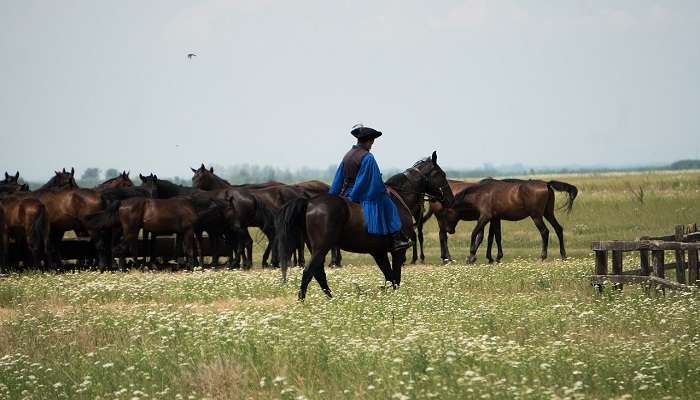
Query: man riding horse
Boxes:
[{"xmin": 328, "ymin": 124, "xmax": 410, "ymax": 251}]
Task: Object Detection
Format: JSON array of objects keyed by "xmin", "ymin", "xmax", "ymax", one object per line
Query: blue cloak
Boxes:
[{"xmin": 329, "ymin": 152, "xmax": 402, "ymax": 235}]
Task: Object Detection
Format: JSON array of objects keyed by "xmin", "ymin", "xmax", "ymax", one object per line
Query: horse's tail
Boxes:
[
  {"xmin": 84, "ymin": 200, "xmax": 121, "ymax": 231},
  {"xmin": 274, "ymin": 198, "xmax": 308, "ymax": 281},
  {"xmin": 547, "ymin": 180, "xmax": 578, "ymax": 214}
]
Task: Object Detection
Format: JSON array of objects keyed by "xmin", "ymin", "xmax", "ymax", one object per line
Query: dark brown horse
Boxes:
[
  {"xmin": 95, "ymin": 171, "xmax": 134, "ymax": 191},
  {"xmin": 86, "ymin": 196, "xmax": 210, "ymax": 267},
  {"xmin": 420, "ymin": 179, "xmax": 503, "ymax": 263},
  {"xmin": 189, "ymin": 166, "xmax": 328, "ymax": 267},
  {"xmin": 455, "ymin": 178, "xmax": 578, "ymax": 263},
  {"xmin": 0, "ymin": 196, "xmax": 52, "ymax": 271},
  {"xmin": 275, "ymin": 152, "xmax": 454, "ymax": 300},
  {"xmin": 190, "ymin": 164, "xmax": 284, "ymax": 191},
  {"xmin": 140, "ymin": 174, "xmax": 269, "ymax": 268},
  {"xmin": 13, "ymin": 169, "xmax": 113, "ymax": 267}
]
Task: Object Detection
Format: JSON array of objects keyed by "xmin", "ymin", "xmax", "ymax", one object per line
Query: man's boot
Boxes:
[{"xmin": 391, "ymin": 232, "xmax": 411, "ymax": 252}]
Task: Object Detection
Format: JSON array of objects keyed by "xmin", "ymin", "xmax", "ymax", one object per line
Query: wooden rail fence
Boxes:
[{"xmin": 591, "ymin": 224, "xmax": 700, "ymax": 292}]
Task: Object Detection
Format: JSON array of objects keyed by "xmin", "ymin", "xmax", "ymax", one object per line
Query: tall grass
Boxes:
[{"xmin": 1, "ymin": 171, "xmax": 700, "ymax": 399}]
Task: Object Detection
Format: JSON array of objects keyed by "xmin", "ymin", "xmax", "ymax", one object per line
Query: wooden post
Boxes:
[
  {"xmin": 675, "ymin": 249, "xmax": 686, "ymax": 284},
  {"xmin": 611, "ymin": 250, "xmax": 623, "ymax": 289},
  {"xmin": 675, "ymin": 225, "xmax": 684, "ymax": 241},
  {"xmin": 594, "ymin": 250, "xmax": 608, "ymax": 293},
  {"xmin": 640, "ymin": 249, "xmax": 650, "ymax": 276},
  {"xmin": 652, "ymin": 250, "xmax": 665, "ymax": 279},
  {"xmin": 688, "ymin": 249, "xmax": 699, "ymax": 286}
]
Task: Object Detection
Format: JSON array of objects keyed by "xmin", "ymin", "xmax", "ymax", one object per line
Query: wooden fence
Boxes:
[{"xmin": 591, "ymin": 224, "xmax": 700, "ymax": 292}]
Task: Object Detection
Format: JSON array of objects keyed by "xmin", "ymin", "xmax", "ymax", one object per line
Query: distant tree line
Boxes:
[{"xmin": 21, "ymin": 159, "xmax": 700, "ymax": 190}]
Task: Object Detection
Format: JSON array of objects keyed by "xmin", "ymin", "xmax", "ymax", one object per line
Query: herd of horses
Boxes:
[{"xmin": 0, "ymin": 153, "xmax": 578, "ymax": 300}]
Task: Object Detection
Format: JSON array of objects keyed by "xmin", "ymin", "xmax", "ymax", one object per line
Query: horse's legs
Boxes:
[
  {"xmin": 439, "ymin": 228, "xmax": 450, "ymax": 264},
  {"xmin": 531, "ymin": 216, "xmax": 550, "ymax": 260},
  {"xmin": 486, "ymin": 221, "xmax": 495, "ymax": 263},
  {"xmin": 371, "ymin": 252, "xmax": 394, "ymax": 284},
  {"xmin": 329, "ymin": 247, "xmax": 342, "ymax": 268},
  {"xmin": 494, "ymin": 219, "xmax": 504, "ymax": 262},
  {"xmin": 417, "ymin": 221, "xmax": 426, "ymax": 264},
  {"xmin": 299, "ymin": 246, "xmax": 332, "ymax": 300},
  {"xmin": 544, "ymin": 212, "xmax": 566, "ymax": 259},
  {"xmin": 50, "ymin": 230, "xmax": 65, "ymax": 271},
  {"xmin": 183, "ymin": 230, "xmax": 195, "ymax": 269},
  {"xmin": 410, "ymin": 227, "xmax": 418, "ymax": 264},
  {"xmin": 194, "ymin": 231, "xmax": 204, "ymax": 268},
  {"xmin": 467, "ymin": 217, "xmax": 489, "ymax": 264},
  {"xmin": 390, "ymin": 250, "xmax": 407, "ymax": 287}
]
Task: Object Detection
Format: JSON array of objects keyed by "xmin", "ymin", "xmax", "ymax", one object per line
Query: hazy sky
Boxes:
[{"xmin": 1, "ymin": 0, "xmax": 699, "ymax": 181}]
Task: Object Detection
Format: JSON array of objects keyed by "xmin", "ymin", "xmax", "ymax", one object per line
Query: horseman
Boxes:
[{"xmin": 329, "ymin": 124, "xmax": 410, "ymax": 251}]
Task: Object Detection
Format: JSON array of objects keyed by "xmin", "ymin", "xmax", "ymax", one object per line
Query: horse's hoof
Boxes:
[{"xmin": 466, "ymin": 256, "xmax": 477, "ymax": 264}]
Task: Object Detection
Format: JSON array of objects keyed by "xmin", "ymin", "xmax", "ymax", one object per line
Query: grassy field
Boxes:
[{"xmin": 1, "ymin": 171, "xmax": 700, "ymax": 399}]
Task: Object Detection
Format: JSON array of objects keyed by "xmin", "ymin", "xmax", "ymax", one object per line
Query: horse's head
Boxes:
[
  {"xmin": 413, "ymin": 151, "xmax": 454, "ymax": 207},
  {"xmin": 191, "ymin": 163, "xmax": 217, "ymax": 190},
  {"xmin": 139, "ymin": 173, "xmax": 159, "ymax": 198},
  {"xmin": 98, "ymin": 171, "xmax": 134, "ymax": 190},
  {"xmin": 2, "ymin": 171, "xmax": 20, "ymax": 184},
  {"xmin": 46, "ymin": 168, "xmax": 79, "ymax": 190}
]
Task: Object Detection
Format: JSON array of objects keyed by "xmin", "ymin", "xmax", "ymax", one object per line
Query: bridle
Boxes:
[{"xmin": 401, "ymin": 163, "xmax": 450, "ymax": 204}]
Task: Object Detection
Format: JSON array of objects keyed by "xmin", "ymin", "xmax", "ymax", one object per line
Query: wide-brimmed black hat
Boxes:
[{"xmin": 351, "ymin": 124, "xmax": 382, "ymax": 140}]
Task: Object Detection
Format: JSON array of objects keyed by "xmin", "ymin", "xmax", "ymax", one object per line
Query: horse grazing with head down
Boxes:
[{"xmin": 275, "ymin": 152, "xmax": 454, "ymax": 301}]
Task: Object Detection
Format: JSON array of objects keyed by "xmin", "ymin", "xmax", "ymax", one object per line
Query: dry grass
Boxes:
[{"xmin": 182, "ymin": 357, "xmax": 246, "ymax": 400}]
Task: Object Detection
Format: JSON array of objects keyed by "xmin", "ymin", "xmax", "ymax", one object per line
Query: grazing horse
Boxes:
[
  {"xmin": 420, "ymin": 179, "xmax": 503, "ymax": 264},
  {"xmin": 275, "ymin": 152, "xmax": 453, "ymax": 300},
  {"xmin": 456, "ymin": 178, "xmax": 578, "ymax": 263},
  {"xmin": 0, "ymin": 196, "xmax": 52, "ymax": 271}
]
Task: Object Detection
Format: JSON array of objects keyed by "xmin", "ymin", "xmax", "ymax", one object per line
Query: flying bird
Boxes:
[{"xmin": 187, "ymin": 53, "xmax": 197, "ymax": 59}]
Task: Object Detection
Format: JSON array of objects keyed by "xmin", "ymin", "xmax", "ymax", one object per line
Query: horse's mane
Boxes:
[{"xmin": 37, "ymin": 175, "xmax": 78, "ymax": 191}]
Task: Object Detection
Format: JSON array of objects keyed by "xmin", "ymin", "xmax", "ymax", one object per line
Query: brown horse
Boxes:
[
  {"xmin": 95, "ymin": 171, "xmax": 134, "ymax": 191},
  {"xmin": 190, "ymin": 164, "xmax": 330, "ymax": 267},
  {"xmin": 13, "ymin": 169, "xmax": 112, "ymax": 267},
  {"xmin": 275, "ymin": 152, "xmax": 454, "ymax": 300},
  {"xmin": 191, "ymin": 164, "xmax": 284, "ymax": 191},
  {"xmin": 455, "ymin": 178, "xmax": 578, "ymax": 263},
  {"xmin": 140, "ymin": 174, "xmax": 269, "ymax": 268},
  {"xmin": 419, "ymin": 179, "xmax": 502, "ymax": 263},
  {"xmin": 86, "ymin": 196, "xmax": 205, "ymax": 268},
  {"xmin": 0, "ymin": 196, "xmax": 52, "ymax": 271}
]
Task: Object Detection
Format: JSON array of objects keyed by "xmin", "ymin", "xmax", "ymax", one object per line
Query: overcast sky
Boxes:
[{"xmin": 1, "ymin": 0, "xmax": 699, "ymax": 181}]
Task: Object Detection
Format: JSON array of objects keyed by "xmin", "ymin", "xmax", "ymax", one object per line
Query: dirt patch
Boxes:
[{"xmin": 0, "ymin": 307, "xmax": 17, "ymax": 321}]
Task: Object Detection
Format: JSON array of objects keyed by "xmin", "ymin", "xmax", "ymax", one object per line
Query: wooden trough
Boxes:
[{"xmin": 591, "ymin": 224, "xmax": 700, "ymax": 292}]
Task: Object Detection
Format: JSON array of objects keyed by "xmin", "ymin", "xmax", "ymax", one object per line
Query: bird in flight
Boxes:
[{"xmin": 187, "ymin": 53, "xmax": 197, "ymax": 59}]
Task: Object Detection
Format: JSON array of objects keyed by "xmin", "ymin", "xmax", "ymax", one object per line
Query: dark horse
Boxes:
[
  {"xmin": 275, "ymin": 152, "xmax": 454, "ymax": 300},
  {"xmin": 95, "ymin": 171, "xmax": 134, "ymax": 191},
  {"xmin": 420, "ymin": 179, "xmax": 503, "ymax": 264},
  {"xmin": 11, "ymin": 169, "xmax": 113, "ymax": 267},
  {"xmin": 0, "ymin": 196, "xmax": 52, "ymax": 271},
  {"xmin": 455, "ymin": 178, "xmax": 578, "ymax": 263},
  {"xmin": 190, "ymin": 165, "xmax": 334, "ymax": 267}
]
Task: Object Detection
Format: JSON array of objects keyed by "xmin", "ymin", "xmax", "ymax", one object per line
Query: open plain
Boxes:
[{"xmin": 2, "ymin": 171, "xmax": 700, "ymax": 399}]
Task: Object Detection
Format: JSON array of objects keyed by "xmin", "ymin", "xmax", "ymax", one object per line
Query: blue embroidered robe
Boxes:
[{"xmin": 329, "ymin": 152, "xmax": 402, "ymax": 235}]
